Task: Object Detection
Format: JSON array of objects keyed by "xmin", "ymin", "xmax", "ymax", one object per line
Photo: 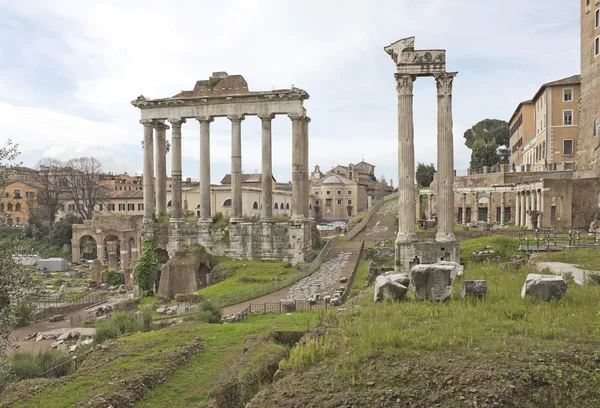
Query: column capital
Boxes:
[
  {"xmin": 153, "ymin": 121, "xmax": 170, "ymax": 130},
  {"xmin": 288, "ymin": 113, "xmax": 304, "ymax": 121},
  {"xmin": 434, "ymin": 72, "xmax": 458, "ymax": 96},
  {"xmin": 258, "ymin": 113, "xmax": 275, "ymax": 121},
  {"xmin": 168, "ymin": 118, "xmax": 186, "ymax": 127},
  {"xmin": 303, "ymin": 116, "xmax": 311, "ymax": 123},
  {"xmin": 227, "ymin": 114, "xmax": 245, "ymax": 122},
  {"xmin": 196, "ymin": 115, "xmax": 214, "ymax": 123},
  {"xmin": 394, "ymin": 73, "xmax": 416, "ymax": 95},
  {"xmin": 140, "ymin": 119, "xmax": 154, "ymax": 126}
]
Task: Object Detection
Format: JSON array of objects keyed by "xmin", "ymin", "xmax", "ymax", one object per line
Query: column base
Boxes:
[
  {"xmin": 396, "ymin": 232, "xmax": 417, "ymax": 244},
  {"xmin": 170, "ymin": 218, "xmax": 185, "ymax": 224},
  {"xmin": 435, "ymin": 232, "xmax": 457, "ymax": 243},
  {"xmin": 197, "ymin": 218, "xmax": 212, "ymax": 225},
  {"xmin": 259, "ymin": 217, "xmax": 275, "ymax": 224},
  {"xmin": 230, "ymin": 217, "xmax": 245, "ymax": 224}
]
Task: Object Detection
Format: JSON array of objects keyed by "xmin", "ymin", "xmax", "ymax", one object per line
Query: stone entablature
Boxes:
[{"xmin": 384, "ymin": 37, "xmax": 446, "ymax": 77}]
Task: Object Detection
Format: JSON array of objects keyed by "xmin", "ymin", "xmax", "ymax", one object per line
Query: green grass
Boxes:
[
  {"xmin": 534, "ymin": 248, "xmax": 600, "ymax": 270},
  {"xmin": 459, "ymin": 235, "xmax": 520, "ymax": 263},
  {"xmin": 348, "ymin": 260, "xmax": 369, "ymax": 297},
  {"xmin": 135, "ymin": 312, "xmax": 319, "ymax": 408},
  {"xmin": 199, "ymin": 259, "xmax": 298, "ymax": 301},
  {"xmin": 2, "ymin": 313, "xmax": 319, "ymax": 408},
  {"xmin": 281, "ymin": 262, "xmax": 600, "ymax": 381}
]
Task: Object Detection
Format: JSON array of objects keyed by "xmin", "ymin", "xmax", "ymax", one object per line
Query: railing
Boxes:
[
  {"xmin": 36, "ymin": 348, "xmax": 94, "ymax": 379},
  {"xmin": 209, "ymin": 236, "xmax": 340, "ymax": 308},
  {"xmin": 518, "ymin": 228, "xmax": 600, "ymax": 251},
  {"xmin": 346, "ymin": 192, "xmax": 399, "ymax": 241},
  {"xmin": 230, "ymin": 240, "xmax": 365, "ymax": 323},
  {"xmin": 30, "ymin": 292, "xmax": 107, "ymax": 322}
]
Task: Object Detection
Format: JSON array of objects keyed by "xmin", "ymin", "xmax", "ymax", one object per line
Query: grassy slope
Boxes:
[
  {"xmin": 199, "ymin": 260, "xmax": 297, "ymax": 299},
  {"xmin": 2, "ymin": 313, "xmax": 318, "ymax": 408},
  {"xmin": 135, "ymin": 312, "xmax": 318, "ymax": 408}
]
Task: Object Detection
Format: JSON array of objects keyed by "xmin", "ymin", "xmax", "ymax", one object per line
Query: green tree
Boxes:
[
  {"xmin": 470, "ymin": 139, "xmax": 499, "ymax": 170},
  {"xmin": 463, "ymin": 119, "xmax": 509, "ymax": 149},
  {"xmin": 47, "ymin": 214, "xmax": 83, "ymax": 248},
  {"xmin": 415, "ymin": 162, "xmax": 435, "ymax": 187},
  {"xmin": 133, "ymin": 236, "xmax": 161, "ymax": 291}
]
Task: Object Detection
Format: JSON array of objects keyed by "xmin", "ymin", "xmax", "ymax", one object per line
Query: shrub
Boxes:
[
  {"xmin": 94, "ymin": 322, "xmax": 120, "ymax": 343},
  {"xmin": 102, "ymin": 268, "xmax": 123, "ymax": 286},
  {"xmin": 13, "ymin": 302, "xmax": 33, "ymax": 328},
  {"xmin": 212, "ymin": 212, "xmax": 229, "ymax": 230},
  {"xmin": 133, "ymin": 236, "xmax": 161, "ymax": 291},
  {"xmin": 185, "ymin": 301, "xmax": 222, "ymax": 324},
  {"xmin": 94, "ymin": 311, "xmax": 154, "ymax": 343},
  {"xmin": 6, "ymin": 349, "xmax": 71, "ymax": 381}
]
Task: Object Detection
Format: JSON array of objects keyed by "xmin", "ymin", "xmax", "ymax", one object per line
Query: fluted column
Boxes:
[
  {"xmin": 500, "ymin": 192, "xmax": 506, "ymax": 225},
  {"xmin": 289, "ymin": 113, "xmax": 305, "ymax": 220},
  {"xmin": 154, "ymin": 121, "xmax": 169, "ymax": 215},
  {"xmin": 259, "ymin": 114, "xmax": 275, "ymax": 221},
  {"xmin": 168, "ymin": 118, "xmax": 185, "ymax": 220},
  {"xmin": 141, "ymin": 119, "xmax": 155, "ymax": 229},
  {"xmin": 197, "ymin": 116, "xmax": 214, "ymax": 222},
  {"xmin": 395, "ymin": 74, "xmax": 417, "ymax": 243},
  {"xmin": 515, "ymin": 192, "xmax": 520, "ymax": 226},
  {"xmin": 229, "ymin": 114, "xmax": 244, "ymax": 222},
  {"xmin": 462, "ymin": 193, "xmax": 467, "ymax": 224},
  {"xmin": 435, "ymin": 72, "xmax": 458, "ymax": 242},
  {"xmin": 302, "ymin": 116, "xmax": 311, "ymax": 219}
]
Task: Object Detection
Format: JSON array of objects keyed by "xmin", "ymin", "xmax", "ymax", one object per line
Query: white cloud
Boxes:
[{"xmin": 0, "ymin": 0, "xmax": 580, "ymax": 182}]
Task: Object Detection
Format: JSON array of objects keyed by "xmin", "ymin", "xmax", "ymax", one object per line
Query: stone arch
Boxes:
[
  {"xmin": 280, "ymin": 202, "xmax": 284, "ymax": 210},
  {"xmin": 167, "ymin": 200, "xmax": 172, "ymax": 207},
  {"xmin": 195, "ymin": 204, "xmax": 201, "ymax": 217},
  {"xmin": 223, "ymin": 199, "xmax": 232, "ymax": 207},
  {"xmin": 103, "ymin": 234, "xmax": 121, "ymax": 268},
  {"xmin": 79, "ymin": 235, "xmax": 97, "ymax": 260},
  {"xmin": 274, "ymin": 203, "xmax": 279, "ymax": 210},
  {"xmin": 285, "ymin": 203, "xmax": 290, "ymax": 210},
  {"xmin": 252, "ymin": 201, "xmax": 258, "ymax": 210}
]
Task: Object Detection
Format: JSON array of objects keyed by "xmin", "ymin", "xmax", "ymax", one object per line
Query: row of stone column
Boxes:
[
  {"xmin": 459, "ymin": 192, "xmax": 507, "ymax": 225},
  {"xmin": 396, "ymin": 73, "xmax": 456, "ymax": 244},
  {"xmin": 515, "ymin": 189, "xmax": 542, "ymax": 228},
  {"xmin": 141, "ymin": 114, "xmax": 310, "ymax": 229}
]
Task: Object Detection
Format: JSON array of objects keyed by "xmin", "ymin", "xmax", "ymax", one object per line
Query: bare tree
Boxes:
[
  {"xmin": 63, "ymin": 157, "xmax": 108, "ymax": 220},
  {"xmin": 30, "ymin": 158, "xmax": 64, "ymax": 227}
]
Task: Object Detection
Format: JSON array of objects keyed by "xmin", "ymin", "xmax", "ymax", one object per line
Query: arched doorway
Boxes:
[{"xmin": 79, "ymin": 235, "xmax": 97, "ymax": 260}]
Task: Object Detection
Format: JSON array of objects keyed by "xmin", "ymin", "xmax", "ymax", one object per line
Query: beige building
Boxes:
[
  {"xmin": 510, "ymin": 76, "xmax": 580, "ymax": 170},
  {"xmin": 577, "ymin": 0, "xmax": 600, "ymax": 175},
  {"xmin": 57, "ymin": 190, "xmax": 145, "ymax": 220},
  {"xmin": 310, "ymin": 170, "xmax": 359, "ymax": 220},
  {"xmin": 509, "ymin": 100, "xmax": 535, "ymax": 167}
]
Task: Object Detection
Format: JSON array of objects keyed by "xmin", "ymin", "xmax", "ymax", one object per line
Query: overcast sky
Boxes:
[{"xmin": 0, "ymin": 0, "xmax": 579, "ymax": 184}]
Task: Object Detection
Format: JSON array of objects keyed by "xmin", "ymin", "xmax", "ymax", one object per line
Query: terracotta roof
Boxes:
[
  {"xmin": 532, "ymin": 74, "xmax": 580, "ymax": 102},
  {"xmin": 107, "ymin": 190, "xmax": 144, "ymax": 199}
]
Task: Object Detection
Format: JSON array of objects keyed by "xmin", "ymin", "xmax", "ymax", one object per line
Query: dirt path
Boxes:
[
  {"xmin": 7, "ymin": 317, "xmax": 72, "ymax": 356},
  {"xmin": 222, "ymin": 243, "xmax": 362, "ymax": 316}
]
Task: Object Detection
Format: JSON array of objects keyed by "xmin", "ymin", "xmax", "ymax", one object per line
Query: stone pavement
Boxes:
[{"xmin": 286, "ymin": 250, "xmax": 352, "ymax": 300}]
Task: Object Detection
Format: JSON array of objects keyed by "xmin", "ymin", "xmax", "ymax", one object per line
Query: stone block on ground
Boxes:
[
  {"xmin": 386, "ymin": 273, "xmax": 410, "ymax": 287},
  {"xmin": 461, "ymin": 280, "xmax": 487, "ymax": 298},
  {"xmin": 435, "ymin": 261, "xmax": 464, "ymax": 278},
  {"xmin": 157, "ymin": 245, "xmax": 213, "ymax": 300},
  {"xmin": 89, "ymin": 259, "xmax": 104, "ymax": 283},
  {"xmin": 410, "ymin": 264, "xmax": 455, "ymax": 301},
  {"xmin": 49, "ymin": 314, "xmax": 64, "ymax": 323},
  {"xmin": 374, "ymin": 275, "xmax": 408, "ymax": 302},
  {"xmin": 521, "ymin": 273, "xmax": 567, "ymax": 301}
]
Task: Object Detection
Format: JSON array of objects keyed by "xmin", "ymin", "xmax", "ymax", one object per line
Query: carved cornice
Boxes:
[
  {"xmin": 395, "ymin": 74, "xmax": 416, "ymax": 95},
  {"xmin": 288, "ymin": 113, "xmax": 304, "ymax": 121},
  {"xmin": 153, "ymin": 121, "xmax": 170, "ymax": 130},
  {"xmin": 196, "ymin": 116, "xmax": 214, "ymax": 123},
  {"xmin": 435, "ymin": 73, "xmax": 457, "ymax": 97},
  {"xmin": 168, "ymin": 118, "xmax": 186, "ymax": 127},
  {"xmin": 139, "ymin": 119, "xmax": 154, "ymax": 126},
  {"xmin": 227, "ymin": 114, "xmax": 245, "ymax": 122}
]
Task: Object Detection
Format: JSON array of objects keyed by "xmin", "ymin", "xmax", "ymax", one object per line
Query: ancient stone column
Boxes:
[
  {"xmin": 537, "ymin": 188, "xmax": 543, "ymax": 228},
  {"xmin": 154, "ymin": 121, "xmax": 169, "ymax": 215},
  {"xmin": 141, "ymin": 119, "xmax": 155, "ymax": 229},
  {"xmin": 197, "ymin": 116, "xmax": 214, "ymax": 222},
  {"xmin": 462, "ymin": 193, "xmax": 467, "ymax": 225},
  {"xmin": 525, "ymin": 190, "xmax": 531, "ymax": 228},
  {"xmin": 168, "ymin": 118, "xmax": 185, "ymax": 220},
  {"xmin": 520, "ymin": 191, "xmax": 527, "ymax": 227},
  {"xmin": 228, "ymin": 114, "xmax": 244, "ymax": 222},
  {"xmin": 434, "ymin": 73, "xmax": 457, "ymax": 243},
  {"xmin": 515, "ymin": 192, "xmax": 520, "ymax": 226},
  {"xmin": 487, "ymin": 192, "xmax": 493, "ymax": 223},
  {"xmin": 303, "ymin": 116, "xmax": 311, "ymax": 218},
  {"xmin": 259, "ymin": 114, "xmax": 275, "ymax": 221},
  {"xmin": 428, "ymin": 193, "xmax": 433, "ymax": 220},
  {"xmin": 289, "ymin": 113, "xmax": 305, "ymax": 220},
  {"xmin": 395, "ymin": 74, "xmax": 417, "ymax": 243},
  {"xmin": 500, "ymin": 192, "xmax": 506, "ymax": 226}
]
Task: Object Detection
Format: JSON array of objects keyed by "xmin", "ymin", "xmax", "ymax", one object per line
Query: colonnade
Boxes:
[
  {"xmin": 515, "ymin": 187, "xmax": 543, "ymax": 229},
  {"xmin": 140, "ymin": 114, "xmax": 310, "ymax": 229}
]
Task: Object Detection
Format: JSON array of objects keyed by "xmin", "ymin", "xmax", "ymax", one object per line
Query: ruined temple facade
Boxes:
[{"xmin": 131, "ymin": 73, "xmax": 314, "ymax": 265}]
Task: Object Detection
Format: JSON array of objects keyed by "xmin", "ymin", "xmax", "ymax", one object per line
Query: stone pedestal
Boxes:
[{"xmin": 395, "ymin": 241, "xmax": 460, "ymax": 273}]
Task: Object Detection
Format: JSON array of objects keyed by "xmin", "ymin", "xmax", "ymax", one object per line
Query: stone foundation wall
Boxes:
[
  {"xmin": 167, "ymin": 220, "xmax": 315, "ymax": 266},
  {"xmin": 395, "ymin": 241, "xmax": 460, "ymax": 273}
]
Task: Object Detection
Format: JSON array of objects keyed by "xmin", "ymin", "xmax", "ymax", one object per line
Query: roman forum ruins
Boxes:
[
  {"xmin": 131, "ymin": 72, "xmax": 314, "ymax": 265},
  {"xmin": 385, "ymin": 37, "xmax": 460, "ymax": 271}
]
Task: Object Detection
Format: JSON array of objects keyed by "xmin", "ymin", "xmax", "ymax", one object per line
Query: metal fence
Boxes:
[
  {"xmin": 36, "ymin": 348, "xmax": 94, "ymax": 379},
  {"xmin": 30, "ymin": 292, "xmax": 107, "ymax": 322},
  {"xmin": 208, "ymin": 235, "xmax": 341, "ymax": 308},
  {"xmin": 231, "ymin": 240, "xmax": 365, "ymax": 322},
  {"xmin": 518, "ymin": 228, "xmax": 600, "ymax": 251}
]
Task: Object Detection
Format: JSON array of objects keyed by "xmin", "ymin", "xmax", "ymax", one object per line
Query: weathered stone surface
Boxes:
[
  {"xmin": 436, "ymin": 260, "xmax": 463, "ymax": 278},
  {"xmin": 386, "ymin": 273, "xmax": 410, "ymax": 287},
  {"xmin": 461, "ymin": 280, "xmax": 487, "ymax": 298},
  {"xmin": 90, "ymin": 259, "xmax": 104, "ymax": 283},
  {"xmin": 49, "ymin": 314, "xmax": 64, "ymax": 322},
  {"xmin": 374, "ymin": 275, "xmax": 408, "ymax": 302},
  {"xmin": 410, "ymin": 264, "xmax": 454, "ymax": 301},
  {"xmin": 158, "ymin": 245, "xmax": 213, "ymax": 300},
  {"xmin": 521, "ymin": 274, "xmax": 567, "ymax": 301}
]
